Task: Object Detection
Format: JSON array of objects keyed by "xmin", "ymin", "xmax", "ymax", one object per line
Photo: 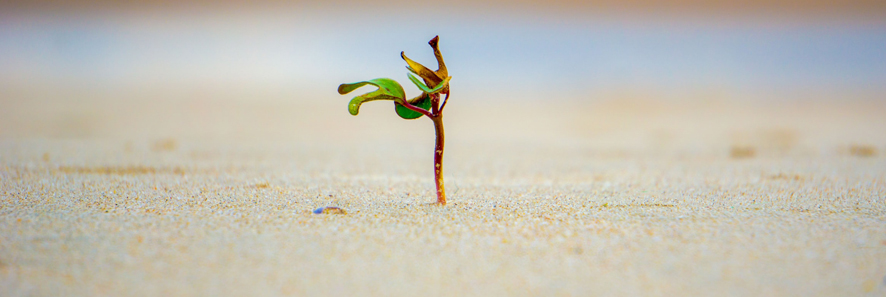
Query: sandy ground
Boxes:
[{"xmin": 1, "ymin": 87, "xmax": 886, "ymax": 296}]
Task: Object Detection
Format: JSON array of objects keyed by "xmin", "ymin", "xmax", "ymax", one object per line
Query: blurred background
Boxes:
[{"xmin": 1, "ymin": 0, "xmax": 885, "ymax": 156}]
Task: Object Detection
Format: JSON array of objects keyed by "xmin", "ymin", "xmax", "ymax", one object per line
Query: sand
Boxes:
[{"xmin": 1, "ymin": 88, "xmax": 885, "ymax": 296}]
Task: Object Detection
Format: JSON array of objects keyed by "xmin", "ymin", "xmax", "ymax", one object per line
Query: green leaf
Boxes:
[
  {"xmin": 395, "ymin": 94, "xmax": 432, "ymax": 119},
  {"xmin": 337, "ymin": 78, "xmax": 406, "ymax": 115},
  {"xmin": 338, "ymin": 78, "xmax": 405, "ymax": 98},
  {"xmin": 337, "ymin": 81, "xmax": 371, "ymax": 95},
  {"xmin": 407, "ymin": 73, "xmax": 451, "ymax": 94}
]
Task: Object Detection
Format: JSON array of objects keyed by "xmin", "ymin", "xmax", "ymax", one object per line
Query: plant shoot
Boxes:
[{"xmin": 337, "ymin": 36, "xmax": 452, "ymax": 205}]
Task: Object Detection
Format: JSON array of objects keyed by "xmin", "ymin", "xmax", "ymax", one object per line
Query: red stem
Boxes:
[
  {"xmin": 398, "ymin": 99, "xmax": 433, "ymax": 118},
  {"xmin": 432, "ymin": 114, "xmax": 445, "ymax": 205},
  {"xmin": 439, "ymin": 91, "xmax": 450, "ymax": 112},
  {"xmin": 401, "ymin": 94, "xmax": 446, "ymax": 205}
]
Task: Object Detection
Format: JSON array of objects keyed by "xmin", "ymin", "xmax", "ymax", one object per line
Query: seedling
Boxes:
[{"xmin": 337, "ymin": 36, "xmax": 452, "ymax": 205}]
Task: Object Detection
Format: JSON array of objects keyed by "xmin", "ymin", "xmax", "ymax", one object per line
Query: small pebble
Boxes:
[{"xmin": 313, "ymin": 206, "xmax": 347, "ymax": 215}]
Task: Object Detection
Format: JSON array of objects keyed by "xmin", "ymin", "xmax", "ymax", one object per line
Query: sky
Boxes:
[{"xmin": 1, "ymin": 1, "xmax": 885, "ymax": 101}]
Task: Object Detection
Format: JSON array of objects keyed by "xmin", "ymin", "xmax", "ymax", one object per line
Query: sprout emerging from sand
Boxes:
[{"xmin": 337, "ymin": 36, "xmax": 452, "ymax": 205}]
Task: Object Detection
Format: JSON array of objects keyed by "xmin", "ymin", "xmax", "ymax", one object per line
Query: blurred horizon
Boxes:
[
  {"xmin": 3, "ymin": 0, "xmax": 886, "ymax": 16},
  {"xmin": 2, "ymin": 1, "xmax": 886, "ymax": 103}
]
